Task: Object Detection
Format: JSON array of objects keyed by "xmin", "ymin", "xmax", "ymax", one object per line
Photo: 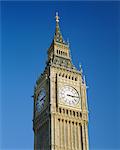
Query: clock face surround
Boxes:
[
  {"xmin": 59, "ymin": 85, "xmax": 80, "ymax": 106},
  {"xmin": 36, "ymin": 88, "xmax": 46, "ymax": 112}
]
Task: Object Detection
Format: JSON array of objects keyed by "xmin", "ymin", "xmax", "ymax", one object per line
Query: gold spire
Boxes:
[{"xmin": 54, "ymin": 12, "xmax": 64, "ymax": 43}]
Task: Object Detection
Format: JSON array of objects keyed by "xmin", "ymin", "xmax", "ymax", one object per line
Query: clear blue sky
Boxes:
[{"xmin": 1, "ymin": 1, "xmax": 119, "ymax": 150}]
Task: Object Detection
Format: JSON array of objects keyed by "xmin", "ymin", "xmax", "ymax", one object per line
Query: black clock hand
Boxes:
[
  {"xmin": 67, "ymin": 94, "xmax": 79, "ymax": 98},
  {"xmin": 40, "ymin": 96, "xmax": 46, "ymax": 101}
]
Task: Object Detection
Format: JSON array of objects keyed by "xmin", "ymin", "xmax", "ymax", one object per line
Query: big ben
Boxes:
[{"xmin": 33, "ymin": 12, "xmax": 89, "ymax": 150}]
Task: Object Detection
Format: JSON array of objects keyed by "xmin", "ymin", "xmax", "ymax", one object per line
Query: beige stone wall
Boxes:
[
  {"xmin": 33, "ymin": 64, "xmax": 89, "ymax": 150},
  {"xmin": 49, "ymin": 66, "xmax": 89, "ymax": 150}
]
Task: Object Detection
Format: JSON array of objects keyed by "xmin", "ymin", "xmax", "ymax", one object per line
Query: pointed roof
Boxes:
[{"xmin": 54, "ymin": 12, "xmax": 64, "ymax": 43}]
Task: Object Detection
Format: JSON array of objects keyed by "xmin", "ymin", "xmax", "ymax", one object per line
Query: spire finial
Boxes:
[{"xmin": 55, "ymin": 12, "xmax": 59, "ymax": 23}]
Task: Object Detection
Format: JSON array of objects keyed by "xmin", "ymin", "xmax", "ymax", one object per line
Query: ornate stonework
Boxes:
[{"xmin": 33, "ymin": 12, "xmax": 89, "ymax": 150}]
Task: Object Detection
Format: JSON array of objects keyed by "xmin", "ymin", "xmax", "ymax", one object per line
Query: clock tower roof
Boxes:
[{"xmin": 46, "ymin": 12, "xmax": 76, "ymax": 70}]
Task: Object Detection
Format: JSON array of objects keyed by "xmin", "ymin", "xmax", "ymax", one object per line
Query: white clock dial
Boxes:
[
  {"xmin": 36, "ymin": 88, "xmax": 46, "ymax": 112},
  {"xmin": 59, "ymin": 86, "xmax": 80, "ymax": 106}
]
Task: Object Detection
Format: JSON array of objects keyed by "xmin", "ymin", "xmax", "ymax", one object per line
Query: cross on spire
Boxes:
[{"xmin": 55, "ymin": 12, "xmax": 59, "ymax": 23}]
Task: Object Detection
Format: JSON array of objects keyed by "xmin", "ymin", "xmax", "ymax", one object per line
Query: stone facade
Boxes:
[{"xmin": 33, "ymin": 12, "xmax": 89, "ymax": 150}]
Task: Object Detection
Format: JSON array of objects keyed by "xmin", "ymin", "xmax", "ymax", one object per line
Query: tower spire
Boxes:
[{"xmin": 54, "ymin": 12, "xmax": 63, "ymax": 43}]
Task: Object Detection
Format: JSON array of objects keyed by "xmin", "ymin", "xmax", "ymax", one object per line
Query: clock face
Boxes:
[
  {"xmin": 59, "ymin": 85, "xmax": 80, "ymax": 106},
  {"xmin": 36, "ymin": 88, "xmax": 46, "ymax": 112}
]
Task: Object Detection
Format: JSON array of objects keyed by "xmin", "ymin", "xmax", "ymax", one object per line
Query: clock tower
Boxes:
[{"xmin": 33, "ymin": 12, "xmax": 89, "ymax": 150}]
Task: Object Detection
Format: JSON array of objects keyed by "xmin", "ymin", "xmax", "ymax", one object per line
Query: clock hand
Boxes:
[
  {"xmin": 67, "ymin": 94, "xmax": 79, "ymax": 98},
  {"xmin": 40, "ymin": 96, "xmax": 46, "ymax": 101}
]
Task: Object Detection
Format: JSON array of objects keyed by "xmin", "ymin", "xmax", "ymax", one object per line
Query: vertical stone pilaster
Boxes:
[
  {"xmin": 85, "ymin": 122, "xmax": 89, "ymax": 150},
  {"xmin": 76, "ymin": 123, "xmax": 78, "ymax": 150},
  {"xmin": 61, "ymin": 120, "xmax": 63, "ymax": 149},
  {"xmin": 51, "ymin": 115, "xmax": 55, "ymax": 150},
  {"xmin": 80, "ymin": 123, "xmax": 83, "ymax": 150},
  {"xmin": 62, "ymin": 120, "xmax": 64, "ymax": 149},
  {"xmin": 67, "ymin": 120, "xmax": 69, "ymax": 149},
  {"xmin": 82, "ymin": 123, "xmax": 86, "ymax": 150},
  {"xmin": 72, "ymin": 122, "xmax": 74, "ymax": 149},
  {"xmin": 70, "ymin": 121, "xmax": 73, "ymax": 149},
  {"xmin": 74, "ymin": 122, "xmax": 77, "ymax": 150},
  {"xmin": 77, "ymin": 123, "xmax": 80, "ymax": 150},
  {"xmin": 64, "ymin": 120, "xmax": 68, "ymax": 150},
  {"xmin": 55, "ymin": 117, "xmax": 58, "ymax": 149},
  {"xmin": 59, "ymin": 119, "xmax": 61, "ymax": 149},
  {"xmin": 69, "ymin": 121, "xmax": 71, "ymax": 150},
  {"xmin": 58, "ymin": 119, "xmax": 60, "ymax": 149},
  {"xmin": 63, "ymin": 120, "xmax": 66, "ymax": 149}
]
